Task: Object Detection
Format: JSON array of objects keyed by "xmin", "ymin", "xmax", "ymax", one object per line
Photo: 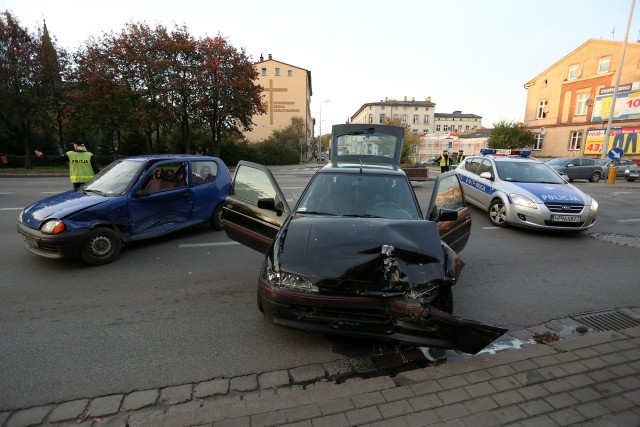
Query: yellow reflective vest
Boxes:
[
  {"xmin": 66, "ymin": 151, "xmax": 95, "ymax": 183},
  {"xmin": 439, "ymin": 154, "xmax": 450, "ymax": 166}
]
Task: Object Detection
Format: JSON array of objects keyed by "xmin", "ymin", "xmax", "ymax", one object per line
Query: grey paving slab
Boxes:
[
  {"xmin": 230, "ymin": 374, "xmax": 257, "ymax": 392},
  {"xmin": 48, "ymin": 399, "xmax": 89, "ymax": 422},
  {"xmin": 250, "ymin": 409, "xmax": 286, "ymax": 427},
  {"xmin": 350, "ymin": 391, "xmax": 385, "ymax": 408},
  {"xmin": 194, "ymin": 379, "xmax": 230, "ymax": 398},
  {"xmin": 159, "ymin": 384, "xmax": 192, "ymax": 405},
  {"xmin": 285, "ymin": 404, "xmax": 321, "ymax": 423},
  {"xmin": 123, "ymin": 389, "xmax": 159, "ymax": 411},
  {"xmin": 434, "ymin": 402, "xmax": 469, "ymax": 421},
  {"xmin": 345, "ymin": 406, "xmax": 383, "ymax": 425},
  {"xmin": 407, "ymin": 393, "xmax": 443, "ymax": 412},
  {"xmin": 323, "ymin": 360, "xmax": 354, "ymax": 377},
  {"xmin": 436, "ymin": 388, "xmax": 471, "ymax": 405},
  {"xmin": 0, "ymin": 412, "xmax": 11, "ymax": 426},
  {"xmin": 87, "ymin": 395, "xmax": 123, "ymax": 417},
  {"xmin": 311, "ymin": 413, "xmax": 349, "ymax": 427},
  {"xmin": 377, "ymin": 400, "xmax": 413, "ymax": 418},
  {"xmin": 5, "ymin": 406, "xmax": 53, "ymax": 427},
  {"xmin": 462, "ymin": 396, "xmax": 498, "ymax": 414},
  {"xmin": 381, "ymin": 385, "xmax": 415, "ymax": 402},
  {"xmin": 463, "ymin": 381, "xmax": 497, "ymax": 398},
  {"xmin": 289, "ymin": 364, "xmax": 326, "ymax": 383},
  {"xmin": 403, "ymin": 409, "xmax": 441, "ymax": 427},
  {"xmin": 518, "ymin": 399, "xmax": 554, "ymax": 417},
  {"xmin": 259, "ymin": 370, "xmax": 290, "ymax": 389},
  {"xmin": 574, "ymin": 401, "xmax": 610, "ymax": 419},
  {"xmin": 318, "ymin": 398, "xmax": 355, "ymax": 416}
]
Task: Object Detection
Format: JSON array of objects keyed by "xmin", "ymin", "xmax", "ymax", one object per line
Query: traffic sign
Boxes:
[{"xmin": 608, "ymin": 147, "xmax": 624, "ymax": 160}]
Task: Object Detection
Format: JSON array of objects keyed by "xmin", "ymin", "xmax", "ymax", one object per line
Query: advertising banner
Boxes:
[
  {"xmin": 584, "ymin": 127, "xmax": 640, "ymax": 155},
  {"xmin": 592, "ymin": 82, "xmax": 640, "ymax": 121}
]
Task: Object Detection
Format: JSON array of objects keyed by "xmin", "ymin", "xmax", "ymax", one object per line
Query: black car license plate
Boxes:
[{"xmin": 551, "ymin": 215, "xmax": 580, "ymax": 222}]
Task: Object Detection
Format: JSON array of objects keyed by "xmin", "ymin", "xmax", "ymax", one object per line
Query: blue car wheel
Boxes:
[{"xmin": 80, "ymin": 228, "xmax": 122, "ymax": 265}]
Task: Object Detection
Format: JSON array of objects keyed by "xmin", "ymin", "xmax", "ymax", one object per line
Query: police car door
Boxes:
[{"xmin": 475, "ymin": 159, "xmax": 496, "ymax": 209}]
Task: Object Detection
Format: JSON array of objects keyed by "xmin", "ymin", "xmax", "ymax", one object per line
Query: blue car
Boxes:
[{"xmin": 18, "ymin": 155, "xmax": 231, "ymax": 265}]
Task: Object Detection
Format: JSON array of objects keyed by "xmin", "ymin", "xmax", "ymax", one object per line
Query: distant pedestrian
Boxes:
[
  {"xmin": 455, "ymin": 149, "xmax": 465, "ymax": 165},
  {"xmin": 436, "ymin": 149, "xmax": 451, "ymax": 173},
  {"xmin": 34, "ymin": 139, "xmax": 99, "ymax": 189}
]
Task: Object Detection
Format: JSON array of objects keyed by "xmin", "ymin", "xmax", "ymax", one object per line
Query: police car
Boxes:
[{"xmin": 456, "ymin": 149, "xmax": 598, "ymax": 231}]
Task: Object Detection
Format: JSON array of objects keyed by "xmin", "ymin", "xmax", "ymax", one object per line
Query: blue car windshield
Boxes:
[
  {"xmin": 496, "ymin": 161, "xmax": 565, "ymax": 184},
  {"xmin": 83, "ymin": 160, "xmax": 145, "ymax": 196}
]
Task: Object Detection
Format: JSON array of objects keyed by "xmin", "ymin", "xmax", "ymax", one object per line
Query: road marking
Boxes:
[
  {"xmin": 612, "ymin": 192, "xmax": 632, "ymax": 196},
  {"xmin": 482, "ymin": 226, "xmax": 501, "ymax": 229},
  {"xmin": 179, "ymin": 242, "xmax": 240, "ymax": 248},
  {"xmin": 617, "ymin": 218, "xmax": 640, "ymax": 223},
  {"xmin": 281, "ymin": 186, "xmax": 306, "ymax": 189},
  {"xmin": 0, "ymin": 192, "xmax": 14, "ymax": 195},
  {"xmin": 0, "ymin": 207, "xmax": 23, "ymax": 211}
]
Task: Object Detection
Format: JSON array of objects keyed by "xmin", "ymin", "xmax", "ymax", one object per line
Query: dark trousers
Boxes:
[{"xmin": 440, "ymin": 165, "xmax": 449, "ymax": 173}]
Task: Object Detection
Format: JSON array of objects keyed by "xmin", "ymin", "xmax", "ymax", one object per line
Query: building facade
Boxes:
[
  {"xmin": 243, "ymin": 55, "xmax": 313, "ymax": 157},
  {"xmin": 349, "ymin": 97, "xmax": 436, "ymax": 134},
  {"xmin": 523, "ymin": 39, "xmax": 640, "ymax": 160},
  {"xmin": 434, "ymin": 111, "xmax": 482, "ymax": 134}
]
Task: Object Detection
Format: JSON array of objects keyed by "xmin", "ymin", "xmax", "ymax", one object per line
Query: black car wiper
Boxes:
[
  {"xmin": 83, "ymin": 188, "xmax": 106, "ymax": 196},
  {"xmin": 296, "ymin": 210, "xmax": 336, "ymax": 216},
  {"xmin": 342, "ymin": 213, "xmax": 383, "ymax": 218}
]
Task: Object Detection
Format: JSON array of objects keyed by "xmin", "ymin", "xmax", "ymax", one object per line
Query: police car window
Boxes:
[
  {"xmin": 477, "ymin": 159, "xmax": 493, "ymax": 176},
  {"xmin": 466, "ymin": 158, "xmax": 482, "ymax": 174}
]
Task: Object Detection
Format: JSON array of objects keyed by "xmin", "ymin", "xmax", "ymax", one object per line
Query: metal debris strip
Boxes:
[
  {"xmin": 571, "ymin": 309, "xmax": 640, "ymax": 332},
  {"xmin": 590, "ymin": 232, "xmax": 640, "ymax": 248}
]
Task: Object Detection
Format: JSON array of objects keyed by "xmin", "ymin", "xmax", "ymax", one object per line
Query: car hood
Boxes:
[
  {"xmin": 21, "ymin": 191, "xmax": 108, "ymax": 229},
  {"xmin": 274, "ymin": 216, "xmax": 447, "ymax": 291},
  {"xmin": 501, "ymin": 182, "xmax": 588, "ymax": 205}
]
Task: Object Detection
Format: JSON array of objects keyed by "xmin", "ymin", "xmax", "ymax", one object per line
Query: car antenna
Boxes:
[{"xmin": 359, "ymin": 158, "xmax": 363, "ymax": 174}]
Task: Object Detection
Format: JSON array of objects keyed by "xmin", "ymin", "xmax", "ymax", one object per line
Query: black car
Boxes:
[{"xmin": 222, "ymin": 124, "xmax": 505, "ymax": 354}]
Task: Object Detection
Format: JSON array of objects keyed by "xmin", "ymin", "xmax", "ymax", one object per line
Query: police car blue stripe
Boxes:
[
  {"xmin": 513, "ymin": 182, "xmax": 584, "ymax": 204},
  {"xmin": 460, "ymin": 175, "xmax": 497, "ymax": 196}
]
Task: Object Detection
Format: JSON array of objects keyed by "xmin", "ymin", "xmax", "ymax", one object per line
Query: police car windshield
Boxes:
[{"xmin": 496, "ymin": 161, "xmax": 565, "ymax": 184}]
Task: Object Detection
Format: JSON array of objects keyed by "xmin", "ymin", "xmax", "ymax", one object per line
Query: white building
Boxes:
[
  {"xmin": 349, "ymin": 97, "xmax": 436, "ymax": 134},
  {"xmin": 434, "ymin": 111, "xmax": 483, "ymax": 134}
]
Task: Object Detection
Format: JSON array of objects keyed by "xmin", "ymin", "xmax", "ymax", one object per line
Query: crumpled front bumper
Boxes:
[{"xmin": 17, "ymin": 222, "xmax": 89, "ymax": 260}]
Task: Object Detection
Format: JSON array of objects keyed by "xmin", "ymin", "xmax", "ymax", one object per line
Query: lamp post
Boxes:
[{"xmin": 319, "ymin": 99, "xmax": 330, "ymax": 160}]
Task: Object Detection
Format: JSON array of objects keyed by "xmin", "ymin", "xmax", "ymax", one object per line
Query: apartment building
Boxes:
[{"xmin": 349, "ymin": 97, "xmax": 436, "ymax": 134}]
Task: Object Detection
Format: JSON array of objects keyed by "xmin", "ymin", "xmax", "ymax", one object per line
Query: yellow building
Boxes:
[
  {"xmin": 523, "ymin": 39, "xmax": 640, "ymax": 160},
  {"xmin": 243, "ymin": 54, "xmax": 313, "ymax": 157}
]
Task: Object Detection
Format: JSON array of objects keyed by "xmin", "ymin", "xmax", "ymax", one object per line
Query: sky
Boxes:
[{"xmin": 2, "ymin": 0, "xmax": 639, "ymax": 136}]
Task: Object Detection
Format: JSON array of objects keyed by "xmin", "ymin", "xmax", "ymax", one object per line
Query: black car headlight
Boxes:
[
  {"xmin": 40, "ymin": 219, "xmax": 66, "ymax": 235},
  {"xmin": 405, "ymin": 281, "xmax": 439, "ymax": 300},
  {"xmin": 266, "ymin": 266, "xmax": 318, "ymax": 293}
]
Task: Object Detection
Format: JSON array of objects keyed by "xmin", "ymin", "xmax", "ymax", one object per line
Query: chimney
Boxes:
[
  {"xmin": 412, "ymin": 97, "xmax": 415, "ymax": 101},
  {"xmin": 404, "ymin": 96, "xmax": 407, "ymax": 101},
  {"xmin": 426, "ymin": 96, "xmax": 431, "ymax": 102},
  {"xmin": 268, "ymin": 53, "xmax": 272, "ymax": 60},
  {"xmin": 385, "ymin": 97, "xmax": 388, "ymax": 102},
  {"xmin": 260, "ymin": 53, "xmax": 264, "ymax": 62}
]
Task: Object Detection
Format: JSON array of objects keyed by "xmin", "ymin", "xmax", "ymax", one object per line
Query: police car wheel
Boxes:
[
  {"xmin": 488, "ymin": 199, "xmax": 509, "ymax": 227},
  {"xmin": 211, "ymin": 203, "xmax": 225, "ymax": 230},
  {"xmin": 80, "ymin": 228, "xmax": 122, "ymax": 265},
  {"xmin": 589, "ymin": 172, "xmax": 601, "ymax": 183}
]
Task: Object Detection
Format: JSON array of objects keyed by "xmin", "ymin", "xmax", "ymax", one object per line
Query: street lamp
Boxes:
[{"xmin": 318, "ymin": 99, "xmax": 330, "ymax": 160}]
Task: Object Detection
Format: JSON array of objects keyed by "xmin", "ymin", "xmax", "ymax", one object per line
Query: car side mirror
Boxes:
[
  {"xmin": 479, "ymin": 171, "xmax": 493, "ymax": 180},
  {"xmin": 438, "ymin": 208, "xmax": 459, "ymax": 221},
  {"xmin": 566, "ymin": 164, "xmax": 574, "ymax": 167},
  {"xmin": 258, "ymin": 197, "xmax": 286, "ymax": 215},
  {"xmin": 134, "ymin": 190, "xmax": 150, "ymax": 197}
]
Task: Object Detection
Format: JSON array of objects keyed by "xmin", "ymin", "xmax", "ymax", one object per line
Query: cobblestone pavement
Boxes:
[{"xmin": 2, "ymin": 308, "xmax": 639, "ymax": 427}]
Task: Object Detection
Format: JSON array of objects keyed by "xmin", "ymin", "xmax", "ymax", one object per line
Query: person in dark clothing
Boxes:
[
  {"xmin": 35, "ymin": 139, "xmax": 100, "ymax": 189},
  {"xmin": 455, "ymin": 149, "xmax": 465, "ymax": 165}
]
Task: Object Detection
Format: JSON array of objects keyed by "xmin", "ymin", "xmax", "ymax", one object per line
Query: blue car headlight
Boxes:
[
  {"xmin": 18, "ymin": 209, "xmax": 23, "ymax": 224},
  {"xmin": 509, "ymin": 194, "xmax": 537, "ymax": 209},
  {"xmin": 41, "ymin": 219, "xmax": 66, "ymax": 235},
  {"xmin": 266, "ymin": 266, "xmax": 318, "ymax": 293}
]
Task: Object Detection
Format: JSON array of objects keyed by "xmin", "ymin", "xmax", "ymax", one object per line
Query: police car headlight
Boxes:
[
  {"xmin": 41, "ymin": 219, "xmax": 66, "ymax": 235},
  {"xmin": 590, "ymin": 198, "xmax": 599, "ymax": 212},
  {"xmin": 510, "ymin": 194, "xmax": 537, "ymax": 209},
  {"xmin": 267, "ymin": 266, "xmax": 318, "ymax": 293}
]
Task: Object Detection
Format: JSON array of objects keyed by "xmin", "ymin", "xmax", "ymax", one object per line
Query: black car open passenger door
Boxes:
[
  {"xmin": 426, "ymin": 171, "xmax": 472, "ymax": 253},
  {"xmin": 223, "ymin": 161, "xmax": 291, "ymax": 253}
]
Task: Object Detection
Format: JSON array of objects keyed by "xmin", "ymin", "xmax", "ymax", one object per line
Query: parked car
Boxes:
[
  {"xmin": 596, "ymin": 158, "xmax": 639, "ymax": 180},
  {"xmin": 545, "ymin": 157, "xmax": 604, "ymax": 182},
  {"xmin": 456, "ymin": 149, "xmax": 598, "ymax": 231},
  {"xmin": 18, "ymin": 155, "xmax": 231, "ymax": 265},
  {"xmin": 222, "ymin": 124, "xmax": 506, "ymax": 354},
  {"xmin": 625, "ymin": 168, "xmax": 640, "ymax": 182}
]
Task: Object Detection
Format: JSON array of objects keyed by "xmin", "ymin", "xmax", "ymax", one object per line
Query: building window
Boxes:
[
  {"xmin": 423, "ymin": 129, "xmax": 429, "ymax": 133},
  {"xmin": 423, "ymin": 115, "xmax": 429, "ymax": 124},
  {"xmin": 443, "ymin": 125, "xmax": 449, "ymax": 131},
  {"xmin": 569, "ymin": 131, "xmax": 582, "ymax": 150},
  {"xmin": 261, "ymin": 68, "xmax": 267, "ymax": 76},
  {"xmin": 436, "ymin": 124, "xmax": 441, "ymax": 132},
  {"xmin": 275, "ymin": 68, "xmax": 280, "ymax": 76},
  {"xmin": 412, "ymin": 129, "xmax": 418, "ymax": 133},
  {"xmin": 380, "ymin": 105, "xmax": 385, "ymax": 110},
  {"xmin": 568, "ymin": 64, "xmax": 580, "ymax": 80},
  {"xmin": 379, "ymin": 114, "xmax": 386, "ymax": 123},
  {"xmin": 575, "ymin": 93, "xmax": 589, "ymax": 116},
  {"xmin": 533, "ymin": 134, "xmax": 543, "ymax": 150},
  {"xmin": 368, "ymin": 114, "xmax": 373, "ymax": 124},
  {"xmin": 287, "ymin": 70, "xmax": 293, "ymax": 76},
  {"xmin": 413, "ymin": 114, "xmax": 419, "ymax": 124},
  {"xmin": 465, "ymin": 125, "xmax": 470, "ymax": 130},
  {"xmin": 598, "ymin": 56, "xmax": 610, "ymax": 74},
  {"xmin": 402, "ymin": 114, "xmax": 408, "ymax": 124},
  {"xmin": 537, "ymin": 100, "xmax": 548, "ymax": 119}
]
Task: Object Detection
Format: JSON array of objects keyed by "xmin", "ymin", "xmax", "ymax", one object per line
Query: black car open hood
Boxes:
[{"xmin": 274, "ymin": 216, "xmax": 446, "ymax": 291}]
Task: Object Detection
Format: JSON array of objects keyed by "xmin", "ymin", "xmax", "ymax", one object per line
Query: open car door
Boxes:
[
  {"xmin": 426, "ymin": 171, "xmax": 472, "ymax": 253},
  {"xmin": 223, "ymin": 161, "xmax": 291, "ymax": 253}
]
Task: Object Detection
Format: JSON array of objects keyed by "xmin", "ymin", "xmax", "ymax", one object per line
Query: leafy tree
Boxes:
[
  {"xmin": 487, "ymin": 120, "xmax": 534, "ymax": 149},
  {"xmin": 194, "ymin": 35, "xmax": 265, "ymax": 156},
  {"xmin": 383, "ymin": 117, "xmax": 421, "ymax": 163}
]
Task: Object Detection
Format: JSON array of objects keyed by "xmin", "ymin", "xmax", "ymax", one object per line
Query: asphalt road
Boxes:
[{"xmin": 1, "ymin": 168, "xmax": 639, "ymax": 411}]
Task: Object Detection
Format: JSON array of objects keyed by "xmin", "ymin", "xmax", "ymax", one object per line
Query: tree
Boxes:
[
  {"xmin": 487, "ymin": 120, "xmax": 534, "ymax": 149},
  {"xmin": 194, "ymin": 35, "xmax": 265, "ymax": 156},
  {"xmin": 383, "ymin": 117, "xmax": 422, "ymax": 163}
]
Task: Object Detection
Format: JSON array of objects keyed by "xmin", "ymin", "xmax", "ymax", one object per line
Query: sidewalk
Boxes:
[{"xmin": 2, "ymin": 309, "xmax": 639, "ymax": 427}]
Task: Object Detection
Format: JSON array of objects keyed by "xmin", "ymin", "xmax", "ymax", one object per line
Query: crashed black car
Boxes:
[{"xmin": 223, "ymin": 124, "xmax": 506, "ymax": 354}]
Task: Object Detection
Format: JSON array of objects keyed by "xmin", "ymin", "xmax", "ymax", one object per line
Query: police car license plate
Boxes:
[{"xmin": 551, "ymin": 215, "xmax": 580, "ymax": 222}]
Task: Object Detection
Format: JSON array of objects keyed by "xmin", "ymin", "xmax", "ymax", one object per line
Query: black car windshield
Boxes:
[
  {"xmin": 295, "ymin": 172, "xmax": 421, "ymax": 220},
  {"xmin": 496, "ymin": 161, "xmax": 565, "ymax": 184},
  {"xmin": 83, "ymin": 159, "xmax": 145, "ymax": 196}
]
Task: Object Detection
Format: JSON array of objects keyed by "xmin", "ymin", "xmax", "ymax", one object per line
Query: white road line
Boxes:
[
  {"xmin": 482, "ymin": 226, "xmax": 501, "ymax": 229},
  {"xmin": 617, "ymin": 218, "xmax": 640, "ymax": 223},
  {"xmin": 0, "ymin": 192, "xmax": 15, "ymax": 195},
  {"xmin": 612, "ymin": 192, "xmax": 632, "ymax": 196},
  {"xmin": 179, "ymin": 242, "xmax": 240, "ymax": 248},
  {"xmin": 42, "ymin": 192, "xmax": 61, "ymax": 194},
  {"xmin": 0, "ymin": 207, "xmax": 23, "ymax": 211},
  {"xmin": 281, "ymin": 186, "xmax": 306, "ymax": 189}
]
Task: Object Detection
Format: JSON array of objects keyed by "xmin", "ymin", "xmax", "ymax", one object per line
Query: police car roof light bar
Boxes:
[
  {"xmin": 509, "ymin": 149, "xmax": 532, "ymax": 157},
  {"xmin": 480, "ymin": 148, "xmax": 496, "ymax": 155}
]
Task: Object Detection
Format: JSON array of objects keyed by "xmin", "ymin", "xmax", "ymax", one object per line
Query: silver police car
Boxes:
[{"xmin": 456, "ymin": 149, "xmax": 598, "ymax": 231}]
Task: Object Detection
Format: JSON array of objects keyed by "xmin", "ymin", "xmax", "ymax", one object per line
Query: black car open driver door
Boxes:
[
  {"xmin": 223, "ymin": 161, "xmax": 291, "ymax": 254},
  {"xmin": 426, "ymin": 171, "xmax": 472, "ymax": 253}
]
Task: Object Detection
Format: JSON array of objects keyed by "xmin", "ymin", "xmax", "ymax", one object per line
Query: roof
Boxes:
[
  {"xmin": 435, "ymin": 112, "xmax": 482, "ymax": 119},
  {"xmin": 458, "ymin": 129, "xmax": 493, "ymax": 139},
  {"xmin": 254, "ymin": 56, "xmax": 313, "ymax": 96},
  {"xmin": 350, "ymin": 99, "xmax": 436, "ymax": 121}
]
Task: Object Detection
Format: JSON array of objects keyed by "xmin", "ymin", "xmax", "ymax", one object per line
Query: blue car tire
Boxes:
[{"xmin": 80, "ymin": 228, "xmax": 122, "ymax": 265}]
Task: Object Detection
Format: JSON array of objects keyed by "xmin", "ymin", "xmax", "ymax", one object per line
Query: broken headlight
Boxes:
[
  {"xmin": 405, "ymin": 281, "xmax": 439, "ymax": 301},
  {"xmin": 266, "ymin": 266, "xmax": 319, "ymax": 293}
]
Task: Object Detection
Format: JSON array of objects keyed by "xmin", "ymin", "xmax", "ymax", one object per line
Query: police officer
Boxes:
[
  {"xmin": 35, "ymin": 139, "xmax": 100, "ymax": 189},
  {"xmin": 455, "ymin": 149, "xmax": 465, "ymax": 165},
  {"xmin": 437, "ymin": 149, "xmax": 451, "ymax": 173}
]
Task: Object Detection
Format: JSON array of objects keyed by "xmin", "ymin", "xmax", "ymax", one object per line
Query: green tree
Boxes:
[
  {"xmin": 487, "ymin": 120, "xmax": 534, "ymax": 149},
  {"xmin": 383, "ymin": 117, "xmax": 421, "ymax": 163}
]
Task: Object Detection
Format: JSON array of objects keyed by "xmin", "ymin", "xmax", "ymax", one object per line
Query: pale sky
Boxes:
[{"xmin": 3, "ymin": 0, "xmax": 639, "ymax": 136}]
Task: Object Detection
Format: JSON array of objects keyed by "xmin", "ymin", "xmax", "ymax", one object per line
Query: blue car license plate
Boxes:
[{"xmin": 551, "ymin": 215, "xmax": 580, "ymax": 222}]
